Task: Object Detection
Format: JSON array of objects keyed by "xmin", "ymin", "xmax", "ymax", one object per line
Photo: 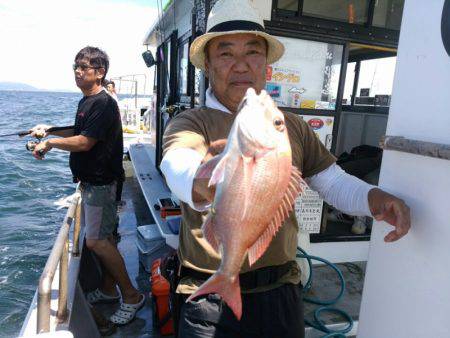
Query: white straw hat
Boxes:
[{"xmin": 189, "ymin": 0, "xmax": 285, "ymax": 70}]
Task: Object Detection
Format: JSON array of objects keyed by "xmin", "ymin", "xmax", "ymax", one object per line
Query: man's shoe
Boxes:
[
  {"xmin": 351, "ymin": 216, "xmax": 367, "ymax": 235},
  {"xmin": 86, "ymin": 288, "xmax": 121, "ymax": 304},
  {"xmin": 327, "ymin": 209, "xmax": 354, "ymax": 223}
]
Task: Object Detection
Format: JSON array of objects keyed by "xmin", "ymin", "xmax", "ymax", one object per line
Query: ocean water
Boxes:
[{"xmin": 0, "ymin": 91, "xmax": 81, "ymax": 337}]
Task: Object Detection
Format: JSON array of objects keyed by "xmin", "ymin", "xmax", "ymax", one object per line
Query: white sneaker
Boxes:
[
  {"xmin": 351, "ymin": 216, "xmax": 367, "ymax": 235},
  {"xmin": 327, "ymin": 209, "xmax": 354, "ymax": 223}
]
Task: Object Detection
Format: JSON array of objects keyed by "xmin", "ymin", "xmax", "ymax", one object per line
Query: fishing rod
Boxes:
[
  {"xmin": 0, "ymin": 130, "xmax": 33, "ymax": 138},
  {"xmin": 0, "ymin": 126, "xmax": 74, "ymax": 156},
  {"xmin": 0, "ymin": 126, "xmax": 74, "ymax": 138}
]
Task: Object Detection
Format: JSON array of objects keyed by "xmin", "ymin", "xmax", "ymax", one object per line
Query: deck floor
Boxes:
[
  {"xmin": 94, "ymin": 175, "xmax": 171, "ymax": 338},
  {"xmin": 93, "ymin": 170, "xmax": 364, "ymax": 337}
]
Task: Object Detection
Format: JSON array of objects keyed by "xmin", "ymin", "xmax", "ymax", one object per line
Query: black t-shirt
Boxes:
[{"xmin": 70, "ymin": 90, "xmax": 124, "ymax": 185}]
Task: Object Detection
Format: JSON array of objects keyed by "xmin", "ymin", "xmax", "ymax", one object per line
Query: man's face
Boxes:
[
  {"xmin": 205, "ymin": 33, "xmax": 267, "ymax": 112},
  {"xmin": 73, "ymin": 58, "xmax": 104, "ymax": 90}
]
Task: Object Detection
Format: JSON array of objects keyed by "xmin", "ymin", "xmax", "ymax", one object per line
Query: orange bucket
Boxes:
[{"xmin": 151, "ymin": 259, "xmax": 174, "ymax": 335}]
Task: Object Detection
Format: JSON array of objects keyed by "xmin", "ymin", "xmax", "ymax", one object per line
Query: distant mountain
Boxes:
[{"xmin": 0, "ymin": 82, "xmax": 40, "ymax": 91}]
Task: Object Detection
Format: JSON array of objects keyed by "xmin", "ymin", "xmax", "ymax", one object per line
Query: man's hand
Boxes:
[
  {"xmin": 368, "ymin": 188, "xmax": 411, "ymax": 242},
  {"xmin": 192, "ymin": 139, "xmax": 227, "ymax": 204},
  {"xmin": 201, "ymin": 139, "xmax": 227, "ymax": 164},
  {"xmin": 32, "ymin": 140, "xmax": 52, "ymax": 160},
  {"xmin": 30, "ymin": 124, "xmax": 53, "ymax": 138}
]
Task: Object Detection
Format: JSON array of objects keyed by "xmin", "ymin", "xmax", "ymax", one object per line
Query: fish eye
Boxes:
[{"xmin": 273, "ymin": 118, "xmax": 285, "ymax": 131}]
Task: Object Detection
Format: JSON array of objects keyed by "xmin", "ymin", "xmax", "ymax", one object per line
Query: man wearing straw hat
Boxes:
[{"xmin": 161, "ymin": 0, "xmax": 410, "ymax": 336}]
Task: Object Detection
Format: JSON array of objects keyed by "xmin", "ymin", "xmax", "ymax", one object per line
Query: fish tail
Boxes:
[{"xmin": 186, "ymin": 273, "xmax": 242, "ymax": 320}]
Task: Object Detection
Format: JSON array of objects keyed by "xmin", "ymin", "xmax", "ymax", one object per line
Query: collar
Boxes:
[{"xmin": 205, "ymin": 88, "xmax": 232, "ymax": 114}]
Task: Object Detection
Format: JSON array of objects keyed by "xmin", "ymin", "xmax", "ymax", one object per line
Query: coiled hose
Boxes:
[{"xmin": 297, "ymin": 247, "xmax": 354, "ymax": 338}]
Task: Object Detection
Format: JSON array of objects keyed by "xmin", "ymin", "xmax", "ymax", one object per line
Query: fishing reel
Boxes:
[
  {"xmin": 25, "ymin": 140, "xmax": 40, "ymax": 152},
  {"xmin": 25, "ymin": 137, "xmax": 45, "ymax": 156}
]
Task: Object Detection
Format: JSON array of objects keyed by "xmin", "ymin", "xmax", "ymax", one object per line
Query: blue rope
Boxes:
[{"xmin": 297, "ymin": 247, "xmax": 354, "ymax": 337}]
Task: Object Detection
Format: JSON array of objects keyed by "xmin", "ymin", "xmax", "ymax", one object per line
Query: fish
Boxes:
[{"xmin": 186, "ymin": 88, "xmax": 306, "ymax": 320}]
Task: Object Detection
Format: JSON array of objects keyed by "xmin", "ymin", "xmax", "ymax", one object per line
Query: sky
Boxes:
[{"xmin": 0, "ymin": 0, "xmax": 164, "ymax": 93}]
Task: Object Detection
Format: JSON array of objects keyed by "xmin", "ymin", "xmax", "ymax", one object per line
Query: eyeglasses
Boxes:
[{"xmin": 72, "ymin": 63, "xmax": 102, "ymax": 72}]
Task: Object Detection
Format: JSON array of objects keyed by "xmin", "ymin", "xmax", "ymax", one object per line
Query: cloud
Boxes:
[{"xmin": 0, "ymin": 0, "xmax": 159, "ymax": 92}]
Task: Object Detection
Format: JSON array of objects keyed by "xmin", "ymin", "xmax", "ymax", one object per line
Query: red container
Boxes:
[{"xmin": 151, "ymin": 259, "xmax": 174, "ymax": 335}]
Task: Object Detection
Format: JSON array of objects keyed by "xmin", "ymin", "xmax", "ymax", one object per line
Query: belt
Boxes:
[{"xmin": 179, "ymin": 261, "xmax": 294, "ymax": 289}]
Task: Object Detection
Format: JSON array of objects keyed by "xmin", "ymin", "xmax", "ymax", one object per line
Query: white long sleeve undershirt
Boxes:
[
  {"xmin": 160, "ymin": 89, "xmax": 376, "ymax": 217},
  {"xmin": 161, "ymin": 149, "xmax": 375, "ymax": 216},
  {"xmin": 305, "ymin": 163, "xmax": 374, "ymax": 217}
]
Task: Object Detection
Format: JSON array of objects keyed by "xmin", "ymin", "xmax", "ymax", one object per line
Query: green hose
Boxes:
[{"xmin": 297, "ymin": 247, "xmax": 354, "ymax": 337}]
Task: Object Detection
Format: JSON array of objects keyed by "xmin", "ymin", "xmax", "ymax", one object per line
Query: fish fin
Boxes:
[
  {"xmin": 247, "ymin": 166, "xmax": 307, "ymax": 266},
  {"xmin": 247, "ymin": 217, "xmax": 281, "ymax": 266},
  {"xmin": 196, "ymin": 154, "xmax": 224, "ymax": 179},
  {"xmin": 186, "ymin": 273, "xmax": 242, "ymax": 320},
  {"xmin": 202, "ymin": 214, "xmax": 219, "ymax": 254},
  {"xmin": 241, "ymin": 155, "xmax": 255, "ymax": 220},
  {"xmin": 208, "ymin": 154, "xmax": 229, "ymax": 187}
]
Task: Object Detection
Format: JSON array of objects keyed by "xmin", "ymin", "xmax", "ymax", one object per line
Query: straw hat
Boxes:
[{"xmin": 189, "ymin": 0, "xmax": 285, "ymax": 70}]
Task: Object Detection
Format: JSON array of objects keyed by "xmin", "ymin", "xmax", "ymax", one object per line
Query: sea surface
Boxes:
[{"xmin": 0, "ymin": 91, "xmax": 81, "ymax": 337}]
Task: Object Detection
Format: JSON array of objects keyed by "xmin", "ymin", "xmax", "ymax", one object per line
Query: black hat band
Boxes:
[{"xmin": 208, "ymin": 20, "xmax": 265, "ymax": 33}]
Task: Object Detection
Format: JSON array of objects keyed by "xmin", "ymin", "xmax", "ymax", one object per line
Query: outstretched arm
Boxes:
[
  {"xmin": 32, "ymin": 135, "xmax": 97, "ymax": 159},
  {"xmin": 307, "ymin": 164, "xmax": 411, "ymax": 242}
]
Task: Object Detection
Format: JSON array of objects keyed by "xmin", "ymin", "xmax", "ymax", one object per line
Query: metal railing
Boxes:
[{"xmin": 37, "ymin": 191, "xmax": 82, "ymax": 334}]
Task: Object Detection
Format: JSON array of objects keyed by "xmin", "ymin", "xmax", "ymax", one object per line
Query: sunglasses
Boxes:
[{"xmin": 72, "ymin": 63, "xmax": 102, "ymax": 71}]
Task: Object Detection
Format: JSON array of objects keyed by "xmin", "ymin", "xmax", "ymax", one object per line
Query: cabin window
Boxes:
[
  {"xmin": 342, "ymin": 62, "xmax": 356, "ymax": 105},
  {"xmin": 178, "ymin": 41, "xmax": 189, "ymax": 97},
  {"xmin": 277, "ymin": 0, "xmax": 299, "ymax": 14},
  {"xmin": 302, "ymin": 0, "xmax": 369, "ymax": 24},
  {"xmin": 159, "ymin": 41, "xmax": 171, "ymax": 104},
  {"xmin": 166, "ymin": 42, "xmax": 171, "ymax": 90},
  {"xmin": 355, "ymin": 56, "xmax": 397, "ymax": 106},
  {"xmin": 372, "ymin": 0, "xmax": 404, "ymax": 30},
  {"xmin": 194, "ymin": 68, "xmax": 201, "ymax": 104},
  {"xmin": 265, "ymin": 36, "xmax": 343, "ymax": 110},
  {"xmin": 274, "ymin": 0, "xmax": 405, "ymax": 32}
]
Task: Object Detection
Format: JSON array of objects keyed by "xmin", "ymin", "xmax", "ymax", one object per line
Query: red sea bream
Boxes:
[{"xmin": 187, "ymin": 88, "xmax": 306, "ymax": 319}]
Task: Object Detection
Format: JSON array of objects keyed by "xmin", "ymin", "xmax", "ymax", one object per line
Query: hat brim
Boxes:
[{"xmin": 189, "ymin": 30, "xmax": 285, "ymax": 70}]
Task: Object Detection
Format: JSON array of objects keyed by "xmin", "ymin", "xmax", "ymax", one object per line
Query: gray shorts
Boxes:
[{"xmin": 80, "ymin": 182, "xmax": 117, "ymax": 240}]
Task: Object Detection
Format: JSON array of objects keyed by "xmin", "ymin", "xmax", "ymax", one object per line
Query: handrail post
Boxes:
[
  {"xmin": 72, "ymin": 203, "xmax": 82, "ymax": 256},
  {"xmin": 57, "ymin": 239, "xmax": 69, "ymax": 322},
  {"xmin": 36, "ymin": 193, "xmax": 80, "ymax": 333},
  {"xmin": 37, "ymin": 280, "xmax": 51, "ymax": 333}
]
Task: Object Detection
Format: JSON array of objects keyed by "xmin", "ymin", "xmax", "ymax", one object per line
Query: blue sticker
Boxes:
[{"xmin": 266, "ymin": 83, "xmax": 281, "ymax": 98}]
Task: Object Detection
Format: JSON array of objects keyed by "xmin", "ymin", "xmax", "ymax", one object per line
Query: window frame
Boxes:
[
  {"xmin": 177, "ymin": 33, "xmax": 191, "ymax": 103},
  {"xmin": 271, "ymin": 0, "xmax": 401, "ymax": 47},
  {"xmin": 342, "ymin": 52, "xmax": 397, "ymax": 114},
  {"xmin": 265, "ymin": 27, "xmax": 349, "ymax": 156}
]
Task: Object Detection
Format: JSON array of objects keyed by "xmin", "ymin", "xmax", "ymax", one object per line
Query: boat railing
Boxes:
[
  {"xmin": 382, "ymin": 136, "xmax": 450, "ymax": 161},
  {"xmin": 36, "ymin": 190, "xmax": 82, "ymax": 334}
]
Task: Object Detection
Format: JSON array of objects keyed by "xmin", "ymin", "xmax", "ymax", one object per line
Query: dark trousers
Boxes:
[{"xmin": 177, "ymin": 283, "xmax": 305, "ymax": 338}]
